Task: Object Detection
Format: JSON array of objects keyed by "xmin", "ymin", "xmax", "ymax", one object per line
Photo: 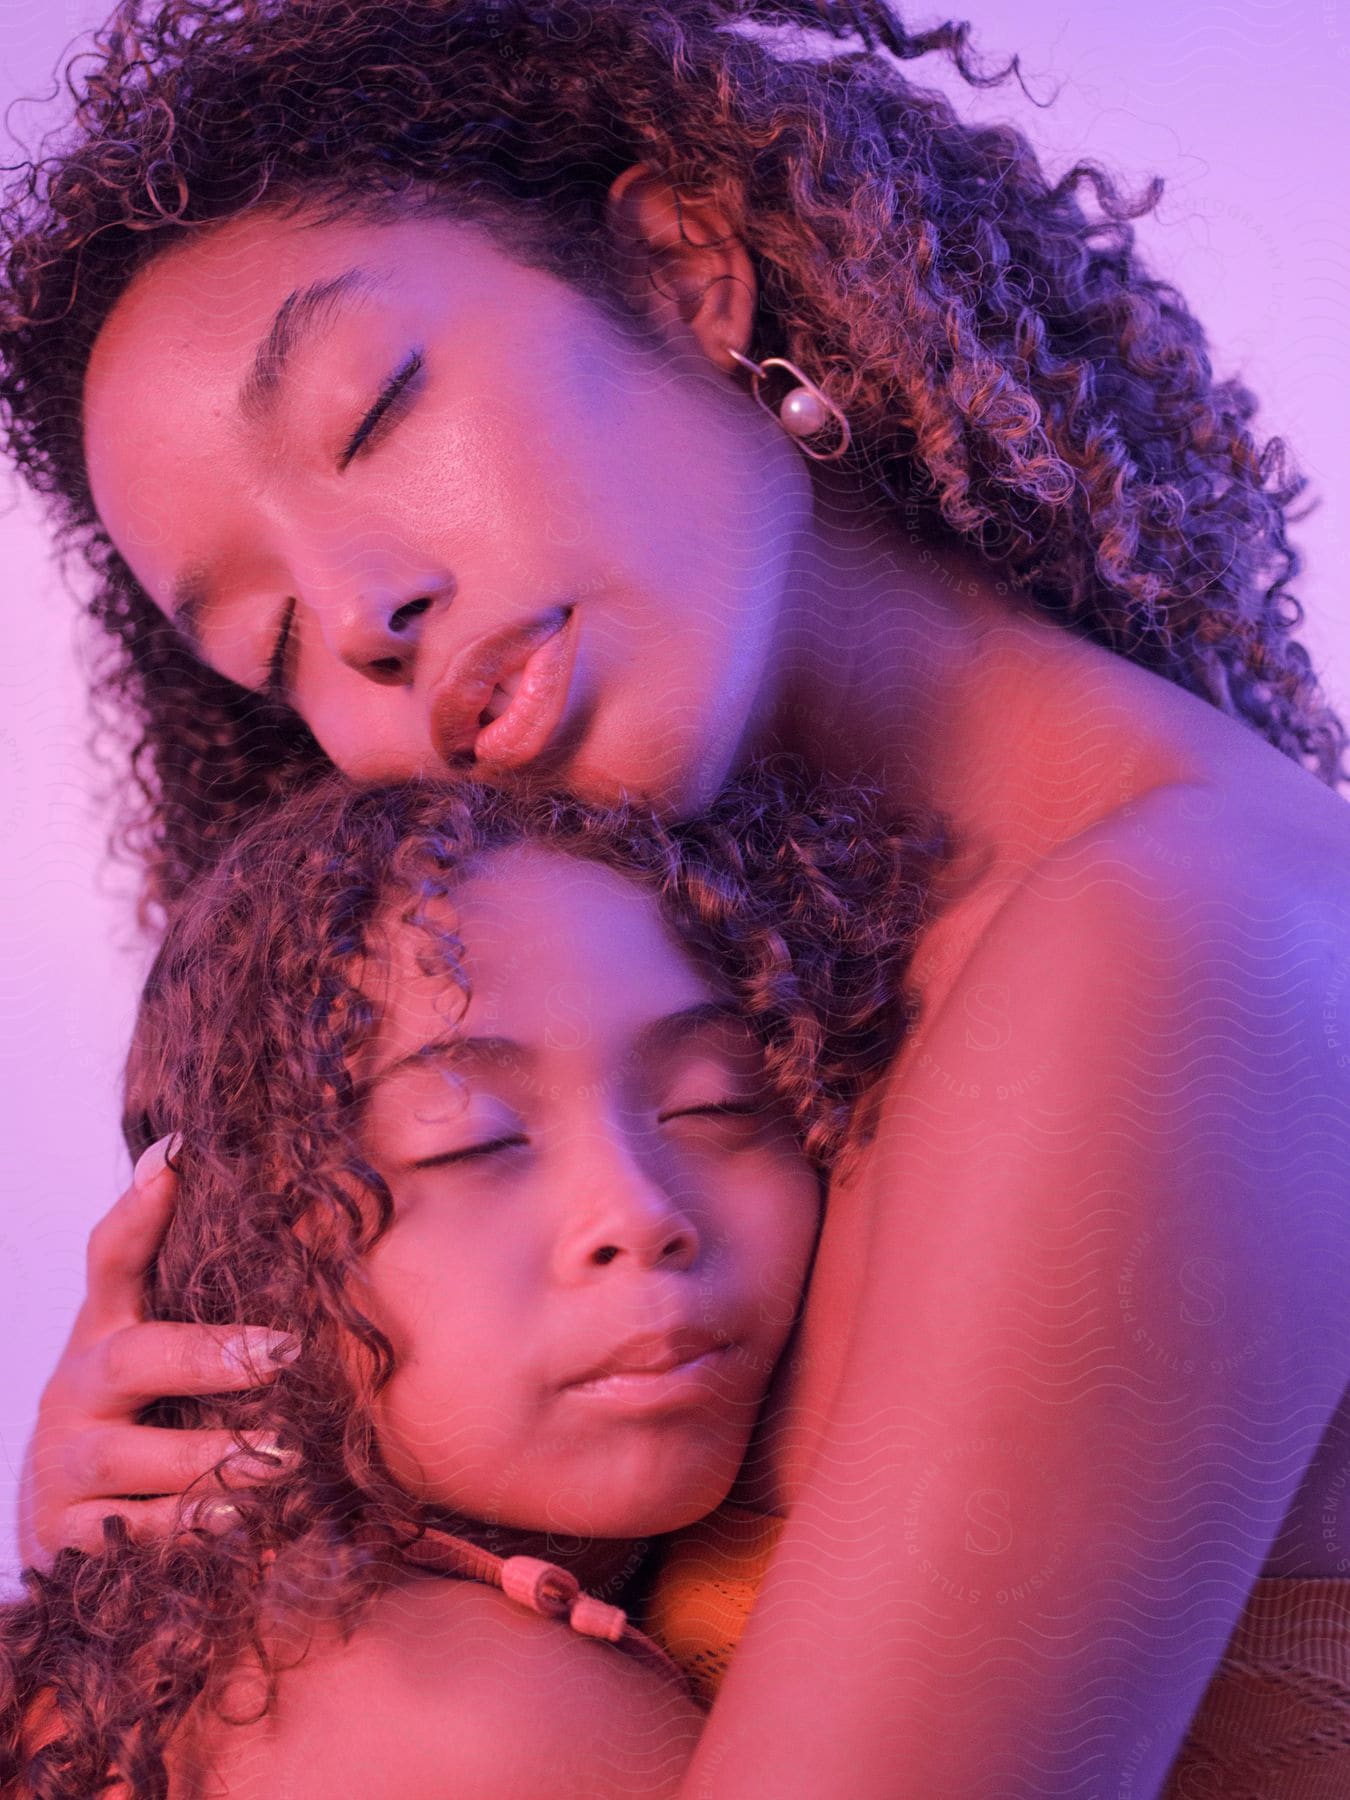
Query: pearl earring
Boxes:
[{"xmin": 726, "ymin": 346, "xmax": 852, "ymax": 462}]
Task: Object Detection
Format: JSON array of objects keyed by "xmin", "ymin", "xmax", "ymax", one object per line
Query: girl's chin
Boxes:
[
  {"xmin": 550, "ymin": 1481, "xmax": 743, "ymax": 1543},
  {"xmin": 407, "ymin": 1431, "xmax": 759, "ymax": 1543},
  {"xmin": 473, "ymin": 1479, "xmax": 741, "ymax": 1546}
]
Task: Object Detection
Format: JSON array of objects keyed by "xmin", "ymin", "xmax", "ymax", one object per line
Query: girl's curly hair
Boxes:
[
  {"xmin": 0, "ymin": 0, "xmax": 1342, "ymax": 925},
  {"xmin": 0, "ymin": 754, "xmax": 943, "ymax": 1800}
]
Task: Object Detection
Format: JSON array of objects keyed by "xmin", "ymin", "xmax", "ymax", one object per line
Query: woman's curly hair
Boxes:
[
  {"xmin": 0, "ymin": 754, "xmax": 943, "ymax": 1799},
  {"xmin": 0, "ymin": 0, "xmax": 1343, "ymax": 925}
]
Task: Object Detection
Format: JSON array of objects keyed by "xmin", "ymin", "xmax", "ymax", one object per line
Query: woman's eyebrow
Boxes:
[{"xmin": 236, "ymin": 266, "xmax": 391, "ymax": 429}]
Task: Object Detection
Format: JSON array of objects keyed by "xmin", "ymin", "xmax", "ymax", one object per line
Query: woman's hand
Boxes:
[{"xmin": 18, "ymin": 1135, "xmax": 299, "ymax": 1565}]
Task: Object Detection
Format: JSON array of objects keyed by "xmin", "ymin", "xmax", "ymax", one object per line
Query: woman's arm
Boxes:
[{"xmin": 680, "ymin": 789, "xmax": 1350, "ymax": 1800}]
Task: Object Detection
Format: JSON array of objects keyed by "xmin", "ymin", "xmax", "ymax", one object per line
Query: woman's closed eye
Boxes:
[
  {"xmin": 338, "ymin": 348, "xmax": 426, "ymax": 471},
  {"xmin": 256, "ymin": 351, "xmax": 427, "ymax": 706},
  {"xmin": 263, "ymin": 598, "xmax": 297, "ymax": 704}
]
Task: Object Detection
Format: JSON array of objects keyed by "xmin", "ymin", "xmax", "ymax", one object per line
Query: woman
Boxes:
[{"xmin": 4, "ymin": 1, "xmax": 1349, "ymax": 1793}]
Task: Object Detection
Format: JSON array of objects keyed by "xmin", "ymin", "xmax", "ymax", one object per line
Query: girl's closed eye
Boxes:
[
  {"xmin": 405, "ymin": 1101, "xmax": 766, "ymax": 1172},
  {"xmin": 657, "ymin": 1097, "xmax": 775, "ymax": 1148},
  {"xmin": 659, "ymin": 1099, "xmax": 761, "ymax": 1121},
  {"xmin": 411, "ymin": 1134, "xmax": 528, "ymax": 1171}
]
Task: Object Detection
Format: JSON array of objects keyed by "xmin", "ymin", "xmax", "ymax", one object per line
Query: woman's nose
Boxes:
[
  {"xmin": 319, "ymin": 587, "xmax": 450, "ymax": 686},
  {"xmin": 553, "ymin": 1135, "xmax": 702, "ymax": 1281}
]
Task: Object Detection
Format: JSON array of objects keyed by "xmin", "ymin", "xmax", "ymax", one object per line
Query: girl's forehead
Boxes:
[
  {"xmin": 358, "ymin": 844, "xmax": 724, "ymax": 1052},
  {"xmin": 379, "ymin": 845, "xmax": 672, "ymax": 949}
]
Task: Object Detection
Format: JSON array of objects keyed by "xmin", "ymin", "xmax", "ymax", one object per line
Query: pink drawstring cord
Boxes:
[{"xmin": 400, "ymin": 1525, "xmax": 694, "ymax": 1693}]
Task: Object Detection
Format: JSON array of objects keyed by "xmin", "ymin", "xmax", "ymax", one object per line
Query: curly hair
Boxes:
[
  {"xmin": 0, "ymin": 0, "xmax": 1343, "ymax": 927},
  {"xmin": 0, "ymin": 754, "xmax": 943, "ymax": 1799}
]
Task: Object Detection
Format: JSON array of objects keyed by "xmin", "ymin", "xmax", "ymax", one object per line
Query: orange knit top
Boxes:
[{"xmin": 639, "ymin": 1503, "xmax": 1350, "ymax": 1797}]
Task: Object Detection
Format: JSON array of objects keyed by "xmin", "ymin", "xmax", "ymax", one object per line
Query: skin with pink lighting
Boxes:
[{"xmin": 17, "ymin": 64, "xmax": 1350, "ymax": 1800}]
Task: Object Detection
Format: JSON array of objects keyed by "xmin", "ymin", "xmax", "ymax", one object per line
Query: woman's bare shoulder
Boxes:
[
  {"xmin": 913, "ymin": 772, "xmax": 1349, "ymax": 1028},
  {"xmin": 749, "ymin": 771, "xmax": 1350, "ymax": 1514},
  {"xmin": 720, "ymin": 772, "xmax": 1350, "ymax": 1793},
  {"xmin": 874, "ymin": 770, "xmax": 1350, "ymax": 1333},
  {"xmin": 171, "ymin": 1575, "xmax": 703, "ymax": 1800},
  {"xmin": 1055, "ymin": 771, "xmax": 1350, "ymax": 906}
]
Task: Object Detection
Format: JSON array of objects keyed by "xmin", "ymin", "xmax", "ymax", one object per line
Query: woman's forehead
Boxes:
[
  {"xmin": 84, "ymin": 207, "xmax": 484, "ymax": 457},
  {"xmin": 79, "ymin": 200, "xmax": 583, "ymax": 606}
]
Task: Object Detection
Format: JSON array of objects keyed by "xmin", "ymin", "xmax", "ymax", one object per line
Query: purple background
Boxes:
[{"xmin": 3, "ymin": 0, "xmax": 1347, "ymax": 1590}]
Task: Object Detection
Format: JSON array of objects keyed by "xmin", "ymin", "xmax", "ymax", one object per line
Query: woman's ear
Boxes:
[{"xmin": 605, "ymin": 161, "xmax": 758, "ymax": 372}]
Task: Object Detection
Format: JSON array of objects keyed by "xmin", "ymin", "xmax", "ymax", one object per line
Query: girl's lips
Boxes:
[
  {"xmin": 472, "ymin": 607, "xmax": 579, "ymax": 771},
  {"xmin": 561, "ymin": 1345, "xmax": 737, "ymax": 1417}
]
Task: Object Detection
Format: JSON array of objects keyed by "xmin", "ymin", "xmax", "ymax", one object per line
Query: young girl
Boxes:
[{"xmin": 1, "ymin": 758, "xmax": 938, "ymax": 1798}]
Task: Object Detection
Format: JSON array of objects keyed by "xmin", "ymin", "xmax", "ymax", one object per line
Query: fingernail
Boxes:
[
  {"xmin": 240, "ymin": 1431, "xmax": 296, "ymax": 1465},
  {"xmin": 222, "ymin": 1330, "xmax": 299, "ymax": 1380},
  {"xmin": 236, "ymin": 1433, "xmax": 297, "ymax": 1475},
  {"xmin": 133, "ymin": 1132, "xmax": 180, "ymax": 1190},
  {"xmin": 187, "ymin": 1497, "xmax": 239, "ymax": 1534}
]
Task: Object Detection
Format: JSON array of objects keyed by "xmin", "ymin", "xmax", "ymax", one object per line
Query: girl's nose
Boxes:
[
  {"xmin": 320, "ymin": 587, "xmax": 450, "ymax": 686},
  {"xmin": 552, "ymin": 1135, "xmax": 702, "ymax": 1281}
]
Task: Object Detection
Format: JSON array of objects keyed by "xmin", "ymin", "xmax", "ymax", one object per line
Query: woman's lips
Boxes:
[
  {"xmin": 472, "ymin": 607, "xmax": 579, "ymax": 771},
  {"xmin": 428, "ymin": 604, "xmax": 576, "ymax": 769}
]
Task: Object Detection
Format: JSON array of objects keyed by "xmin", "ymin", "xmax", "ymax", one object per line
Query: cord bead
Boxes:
[
  {"xmin": 569, "ymin": 1594, "xmax": 628, "ymax": 1642},
  {"xmin": 500, "ymin": 1555, "xmax": 580, "ymax": 1619}
]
